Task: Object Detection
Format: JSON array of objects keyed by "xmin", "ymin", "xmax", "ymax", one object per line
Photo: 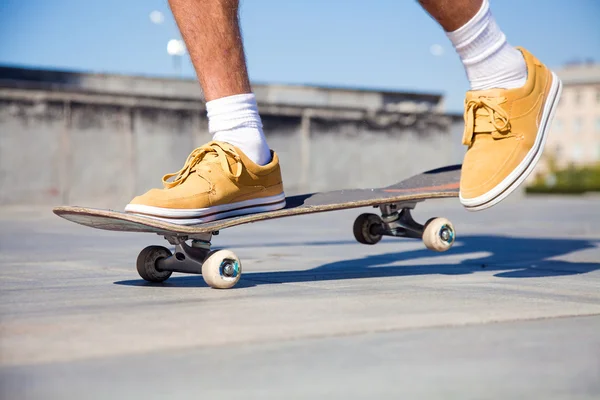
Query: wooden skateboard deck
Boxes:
[{"xmin": 53, "ymin": 164, "xmax": 460, "ymax": 236}]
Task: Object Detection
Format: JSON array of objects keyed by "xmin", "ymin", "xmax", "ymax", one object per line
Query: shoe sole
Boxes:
[
  {"xmin": 124, "ymin": 192, "xmax": 286, "ymax": 225},
  {"xmin": 460, "ymin": 71, "xmax": 563, "ymax": 211}
]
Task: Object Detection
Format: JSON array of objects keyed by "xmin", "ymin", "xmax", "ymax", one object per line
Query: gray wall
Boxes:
[{"xmin": 0, "ymin": 67, "xmax": 464, "ymax": 209}]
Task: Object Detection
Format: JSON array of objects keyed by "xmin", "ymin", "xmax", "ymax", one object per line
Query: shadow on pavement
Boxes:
[{"xmin": 115, "ymin": 235, "xmax": 600, "ymax": 288}]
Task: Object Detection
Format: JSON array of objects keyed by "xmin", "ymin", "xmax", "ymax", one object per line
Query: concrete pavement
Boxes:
[{"xmin": 1, "ymin": 195, "xmax": 599, "ymax": 399}]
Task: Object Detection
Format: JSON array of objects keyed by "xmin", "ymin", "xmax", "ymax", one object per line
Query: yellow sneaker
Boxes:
[
  {"xmin": 125, "ymin": 141, "xmax": 285, "ymax": 224},
  {"xmin": 459, "ymin": 47, "xmax": 562, "ymax": 211}
]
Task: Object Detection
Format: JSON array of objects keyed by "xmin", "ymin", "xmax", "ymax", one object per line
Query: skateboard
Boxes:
[{"xmin": 53, "ymin": 164, "xmax": 461, "ymax": 289}]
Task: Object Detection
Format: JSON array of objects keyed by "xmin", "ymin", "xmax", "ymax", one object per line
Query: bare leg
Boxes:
[
  {"xmin": 168, "ymin": 0, "xmax": 250, "ymax": 101},
  {"xmin": 168, "ymin": 0, "xmax": 271, "ymax": 166},
  {"xmin": 418, "ymin": 0, "xmax": 482, "ymax": 32},
  {"xmin": 127, "ymin": 0, "xmax": 284, "ymax": 218}
]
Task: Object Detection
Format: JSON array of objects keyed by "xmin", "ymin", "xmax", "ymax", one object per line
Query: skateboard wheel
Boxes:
[
  {"xmin": 202, "ymin": 250, "xmax": 242, "ymax": 289},
  {"xmin": 353, "ymin": 213, "xmax": 383, "ymax": 245},
  {"xmin": 422, "ymin": 217, "xmax": 455, "ymax": 252},
  {"xmin": 136, "ymin": 245, "xmax": 173, "ymax": 282}
]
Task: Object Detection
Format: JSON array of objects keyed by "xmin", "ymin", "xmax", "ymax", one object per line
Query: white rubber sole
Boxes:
[
  {"xmin": 124, "ymin": 192, "xmax": 286, "ymax": 225},
  {"xmin": 460, "ymin": 72, "xmax": 563, "ymax": 211}
]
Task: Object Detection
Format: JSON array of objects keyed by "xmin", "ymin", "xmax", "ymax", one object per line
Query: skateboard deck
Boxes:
[
  {"xmin": 53, "ymin": 164, "xmax": 460, "ymax": 235},
  {"xmin": 52, "ymin": 164, "xmax": 461, "ymax": 289}
]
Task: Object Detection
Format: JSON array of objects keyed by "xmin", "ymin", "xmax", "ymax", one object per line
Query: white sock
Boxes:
[
  {"xmin": 446, "ymin": 0, "xmax": 527, "ymax": 91},
  {"xmin": 206, "ymin": 93, "xmax": 272, "ymax": 166}
]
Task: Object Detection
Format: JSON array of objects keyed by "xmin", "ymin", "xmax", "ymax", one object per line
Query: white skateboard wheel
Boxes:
[
  {"xmin": 201, "ymin": 250, "xmax": 242, "ymax": 289},
  {"xmin": 422, "ymin": 217, "xmax": 455, "ymax": 252}
]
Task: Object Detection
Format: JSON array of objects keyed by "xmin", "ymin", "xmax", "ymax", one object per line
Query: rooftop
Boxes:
[
  {"xmin": 555, "ymin": 61, "xmax": 600, "ymax": 85},
  {"xmin": 0, "ymin": 65, "xmax": 444, "ymax": 113}
]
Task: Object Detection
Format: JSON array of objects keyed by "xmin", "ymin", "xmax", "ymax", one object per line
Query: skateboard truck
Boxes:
[
  {"xmin": 379, "ymin": 202, "xmax": 424, "ymax": 239},
  {"xmin": 138, "ymin": 202, "xmax": 456, "ymax": 289},
  {"xmin": 353, "ymin": 201, "xmax": 455, "ymax": 252},
  {"xmin": 136, "ymin": 232, "xmax": 242, "ymax": 289},
  {"xmin": 156, "ymin": 235, "xmax": 211, "ymax": 275}
]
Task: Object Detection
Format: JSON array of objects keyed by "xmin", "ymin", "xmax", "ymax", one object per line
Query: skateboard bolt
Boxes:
[
  {"xmin": 221, "ymin": 260, "xmax": 238, "ymax": 277},
  {"xmin": 439, "ymin": 225, "xmax": 454, "ymax": 243}
]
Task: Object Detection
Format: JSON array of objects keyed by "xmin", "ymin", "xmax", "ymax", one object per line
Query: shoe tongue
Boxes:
[
  {"xmin": 215, "ymin": 143, "xmax": 242, "ymax": 175},
  {"xmin": 189, "ymin": 146, "xmax": 241, "ymax": 175},
  {"xmin": 187, "ymin": 150, "xmax": 217, "ymax": 174},
  {"xmin": 203, "ymin": 152, "xmax": 219, "ymax": 161}
]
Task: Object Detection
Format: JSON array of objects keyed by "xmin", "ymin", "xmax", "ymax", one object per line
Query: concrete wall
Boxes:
[
  {"xmin": 0, "ymin": 66, "xmax": 444, "ymax": 113},
  {"xmin": 0, "ymin": 67, "xmax": 464, "ymax": 209}
]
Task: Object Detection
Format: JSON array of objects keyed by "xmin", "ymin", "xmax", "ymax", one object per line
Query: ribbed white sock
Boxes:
[
  {"xmin": 206, "ymin": 93, "xmax": 272, "ymax": 166},
  {"xmin": 446, "ymin": 0, "xmax": 527, "ymax": 91}
]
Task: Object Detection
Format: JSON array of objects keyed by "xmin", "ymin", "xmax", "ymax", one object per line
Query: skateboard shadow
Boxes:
[
  {"xmin": 114, "ymin": 234, "xmax": 600, "ymax": 288},
  {"xmin": 116, "ymin": 276, "xmax": 257, "ymax": 289},
  {"xmin": 308, "ymin": 234, "xmax": 600, "ymax": 280}
]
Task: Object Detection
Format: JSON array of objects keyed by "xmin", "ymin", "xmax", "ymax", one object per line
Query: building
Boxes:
[
  {"xmin": 0, "ymin": 66, "xmax": 463, "ymax": 207},
  {"xmin": 541, "ymin": 62, "xmax": 600, "ymax": 169}
]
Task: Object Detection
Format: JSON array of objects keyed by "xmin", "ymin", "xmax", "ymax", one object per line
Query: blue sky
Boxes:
[{"xmin": 1, "ymin": 0, "xmax": 598, "ymax": 112}]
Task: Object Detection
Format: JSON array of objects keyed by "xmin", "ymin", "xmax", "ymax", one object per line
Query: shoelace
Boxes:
[
  {"xmin": 162, "ymin": 141, "xmax": 242, "ymax": 189},
  {"xmin": 462, "ymin": 97, "xmax": 511, "ymax": 146}
]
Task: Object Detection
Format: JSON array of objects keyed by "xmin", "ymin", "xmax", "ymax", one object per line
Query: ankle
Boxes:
[
  {"xmin": 206, "ymin": 93, "xmax": 262, "ymax": 132},
  {"xmin": 206, "ymin": 93, "xmax": 272, "ymax": 166},
  {"xmin": 446, "ymin": 0, "xmax": 527, "ymax": 91}
]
